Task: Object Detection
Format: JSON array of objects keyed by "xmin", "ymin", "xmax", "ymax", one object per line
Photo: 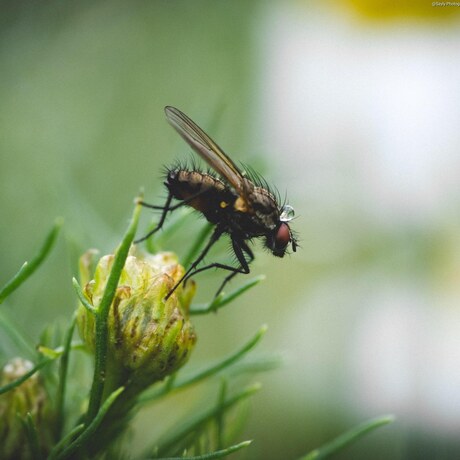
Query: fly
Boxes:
[{"xmin": 136, "ymin": 106, "xmax": 298, "ymax": 300}]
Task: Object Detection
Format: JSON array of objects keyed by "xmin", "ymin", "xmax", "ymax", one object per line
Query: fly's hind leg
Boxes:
[{"xmin": 214, "ymin": 239, "xmax": 253, "ymax": 298}]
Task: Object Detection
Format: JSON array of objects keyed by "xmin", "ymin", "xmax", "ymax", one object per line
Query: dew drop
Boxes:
[{"xmin": 280, "ymin": 205, "xmax": 295, "ymax": 222}]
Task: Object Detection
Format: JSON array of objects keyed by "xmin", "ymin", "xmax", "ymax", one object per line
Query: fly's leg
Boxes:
[
  {"xmin": 168, "ymin": 238, "xmax": 253, "ymax": 301},
  {"xmin": 165, "ymin": 226, "xmax": 224, "ymax": 300},
  {"xmin": 214, "ymin": 239, "xmax": 253, "ymax": 298},
  {"xmin": 135, "ymin": 189, "xmax": 208, "ymax": 244},
  {"xmin": 135, "ymin": 192, "xmax": 174, "ymax": 243}
]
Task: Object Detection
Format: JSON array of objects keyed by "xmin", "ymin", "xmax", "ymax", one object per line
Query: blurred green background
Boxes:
[{"xmin": 2, "ymin": 1, "xmax": 460, "ymax": 459}]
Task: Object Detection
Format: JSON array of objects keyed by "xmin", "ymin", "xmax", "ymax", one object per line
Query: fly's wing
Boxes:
[{"xmin": 165, "ymin": 106, "xmax": 252, "ymax": 203}]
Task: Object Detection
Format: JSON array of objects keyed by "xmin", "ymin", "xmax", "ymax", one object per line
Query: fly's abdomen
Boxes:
[{"xmin": 166, "ymin": 169, "xmax": 235, "ymax": 223}]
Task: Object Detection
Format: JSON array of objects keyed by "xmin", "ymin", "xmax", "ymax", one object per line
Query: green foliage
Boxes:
[
  {"xmin": 299, "ymin": 416, "xmax": 394, "ymax": 460},
  {"xmin": 0, "ymin": 218, "xmax": 62, "ymax": 305}
]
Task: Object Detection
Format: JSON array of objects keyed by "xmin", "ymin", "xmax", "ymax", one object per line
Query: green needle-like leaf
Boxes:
[
  {"xmin": 22, "ymin": 413, "xmax": 43, "ymax": 460},
  {"xmin": 0, "ymin": 218, "xmax": 63, "ymax": 304},
  {"xmin": 149, "ymin": 384, "xmax": 261, "ymax": 458},
  {"xmin": 224, "ymin": 355, "xmax": 282, "ymax": 378},
  {"xmin": 158, "ymin": 440, "xmax": 252, "ymax": 459},
  {"xmin": 299, "ymin": 415, "xmax": 395, "ymax": 460},
  {"xmin": 55, "ymin": 387, "xmax": 124, "ymax": 460},
  {"xmin": 190, "ymin": 275, "xmax": 265, "ymax": 315},
  {"xmin": 37, "ymin": 342, "xmax": 85, "ymax": 359},
  {"xmin": 55, "ymin": 315, "xmax": 77, "ymax": 439},
  {"xmin": 0, "ymin": 358, "xmax": 53, "ymax": 395},
  {"xmin": 215, "ymin": 379, "xmax": 228, "ymax": 449},
  {"xmin": 72, "ymin": 277, "xmax": 96, "ymax": 313},
  {"xmin": 47, "ymin": 424, "xmax": 85, "ymax": 460},
  {"xmin": 0, "ymin": 310, "xmax": 36, "ymax": 358}
]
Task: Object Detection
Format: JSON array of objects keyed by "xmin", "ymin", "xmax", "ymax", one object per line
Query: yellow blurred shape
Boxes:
[{"xmin": 339, "ymin": 0, "xmax": 460, "ymax": 20}]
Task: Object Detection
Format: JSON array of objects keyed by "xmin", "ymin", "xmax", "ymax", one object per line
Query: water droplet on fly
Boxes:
[{"xmin": 280, "ymin": 205, "xmax": 295, "ymax": 222}]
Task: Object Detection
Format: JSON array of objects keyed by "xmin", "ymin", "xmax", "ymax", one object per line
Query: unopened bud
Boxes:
[
  {"xmin": 77, "ymin": 249, "xmax": 197, "ymax": 390},
  {"xmin": 0, "ymin": 358, "xmax": 53, "ymax": 459}
]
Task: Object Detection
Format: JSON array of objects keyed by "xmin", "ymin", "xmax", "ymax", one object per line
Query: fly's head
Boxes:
[{"xmin": 265, "ymin": 204, "xmax": 297, "ymax": 258}]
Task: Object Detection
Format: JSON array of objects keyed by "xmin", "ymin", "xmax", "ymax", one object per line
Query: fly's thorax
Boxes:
[
  {"xmin": 247, "ymin": 186, "xmax": 280, "ymax": 229},
  {"xmin": 227, "ymin": 186, "xmax": 280, "ymax": 238},
  {"xmin": 233, "ymin": 178, "xmax": 253, "ymax": 212}
]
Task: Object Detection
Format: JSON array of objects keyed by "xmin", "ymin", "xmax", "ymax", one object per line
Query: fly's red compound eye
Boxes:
[{"xmin": 275, "ymin": 222, "xmax": 291, "ymax": 251}]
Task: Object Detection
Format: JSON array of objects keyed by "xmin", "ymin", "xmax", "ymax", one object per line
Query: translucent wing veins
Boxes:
[{"xmin": 164, "ymin": 106, "xmax": 251, "ymax": 203}]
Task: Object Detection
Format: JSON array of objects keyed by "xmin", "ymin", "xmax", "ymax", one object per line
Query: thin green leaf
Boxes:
[
  {"xmin": 78, "ymin": 248, "xmax": 99, "ymax": 288},
  {"xmin": 37, "ymin": 346, "xmax": 60, "ymax": 359},
  {"xmin": 300, "ymin": 415, "xmax": 395, "ymax": 460},
  {"xmin": 0, "ymin": 358, "xmax": 53, "ymax": 395},
  {"xmin": 183, "ymin": 222, "xmax": 214, "ymax": 269},
  {"xmin": 217, "ymin": 401, "xmax": 250, "ymax": 452},
  {"xmin": 72, "ymin": 277, "xmax": 96, "ymax": 313},
  {"xmin": 47, "ymin": 424, "xmax": 85, "ymax": 460},
  {"xmin": 55, "ymin": 387, "xmax": 124, "ymax": 460},
  {"xmin": 164, "ymin": 373, "xmax": 177, "ymax": 392},
  {"xmin": 0, "ymin": 218, "xmax": 63, "ymax": 304},
  {"xmin": 139, "ymin": 325, "xmax": 267, "ymax": 404},
  {"xmin": 215, "ymin": 379, "xmax": 228, "ymax": 449},
  {"xmin": 158, "ymin": 440, "xmax": 252, "ymax": 460},
  {"xmin": 85, "ymin": 198, "xmax": 142, "ymax": 423},
  {"xmin": 22, "ymin": 413, "xmax": 43, "ymax": 460},
  {"xmin": 37, "ymin": 341, "xmax": 85, "ymax": 358},
  {"xmin": 224, "ymin": 356, "xmax": 282, "ymax": 378},
  {"xmin": 0, "ymin": 310, "xmax": 36, "ymax": 358},
  {"xmin": 190, "ymin": 276, "xmax": 265, "ymax": 315},
  {"xmin": 190, "ymin": 293, "xmax": 224, "ymax": 316},
  {"xmin": 55, "ymin": 314, "xmax": 77, "ymax": 439},
  {"xmin": 150, "ymin": 384, "xmax": 261, "ymax": 458}
]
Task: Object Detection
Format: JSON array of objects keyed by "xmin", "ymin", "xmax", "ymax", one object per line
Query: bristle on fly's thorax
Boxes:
[{"xmin": 247, "ymin": 186, "xmax": 280, "ymax": 229}]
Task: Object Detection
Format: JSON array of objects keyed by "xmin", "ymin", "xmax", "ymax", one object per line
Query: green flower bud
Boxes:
[
  {"xmin": 0, "ymin": 358, "xmax": 53, "ymax": 460},
  {"xmin": 77, "ymin": 249, "xmax": 197, "ymax": 391}
]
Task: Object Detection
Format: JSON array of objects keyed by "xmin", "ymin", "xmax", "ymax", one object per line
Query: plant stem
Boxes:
[
  {"xmin": 85, "ymin": 199, "xmax": 141, "ymax": 424},
  {"xmin": 55, "ymin": 314, "xmax": 76, "ymax": 439},
  {"xmin": 55, "ymin": 387, "xmax": 124, "ymax": 460}
]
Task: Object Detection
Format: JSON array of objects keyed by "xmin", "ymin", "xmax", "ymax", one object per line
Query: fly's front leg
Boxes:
[
  {"xmin": 135, "ymin": 191, "xmax": 174, "ymax": 243},
  {"xmin": 135, "ymin": 188, "xmax": 209, "ymax": 244}
]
